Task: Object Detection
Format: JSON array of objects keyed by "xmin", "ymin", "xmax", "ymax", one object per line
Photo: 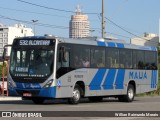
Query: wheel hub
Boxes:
[
  {"xmin": 73, "ymin": 89, "xmax": 80, "ymax": 101},
  {"xmin": 128, "ymin": 88, "xmax": 134, "ymax": 99}
]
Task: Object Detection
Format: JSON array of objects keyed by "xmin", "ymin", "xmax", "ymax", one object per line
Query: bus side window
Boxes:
[
  {"xmin": 56, "ymin": 45, "xmax": 71, "ymax": 78},
  {"xmin": 57, "ymin": 46, "xmax": 70, "ymax": 69},
  {"xmin": 106, "ymin": 57, "xmax": 112, "ymax": 68}
]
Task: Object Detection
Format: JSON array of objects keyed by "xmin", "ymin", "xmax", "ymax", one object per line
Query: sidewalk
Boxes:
[{"xmin": 0, "ymin": 96, "xmax": 22, "ymax": 101}]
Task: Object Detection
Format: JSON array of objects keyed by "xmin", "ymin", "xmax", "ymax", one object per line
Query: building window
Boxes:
[
  {"xmin": 0, "ymin": 38, "xmax": 2, "ymax": 43},
  {"xmin": 0, "ymin": 33, "xmax": 3, "ymax": 37},
  {"xmin": 0, "ymin": 44, "xmax": 3, "ymax": 47}
]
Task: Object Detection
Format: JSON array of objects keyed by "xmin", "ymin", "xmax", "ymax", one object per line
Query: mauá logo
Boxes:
[{"xmin": 129, "ymin": 71, "xmax": 147, "ymax": 80}]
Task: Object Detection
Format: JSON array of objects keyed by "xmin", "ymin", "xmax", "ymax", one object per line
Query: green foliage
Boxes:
[{"xmin": 0, "ymin": 62, "xmax": 8, "ymax": 77}]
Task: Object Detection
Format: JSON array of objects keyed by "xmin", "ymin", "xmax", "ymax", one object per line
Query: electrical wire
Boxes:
[
  {"xmin": 104, "ymin": 16, "xmax": 150, "ymax": 41},
  {"xmin": 17, "ymin": 0, "xmax": 98, "ymax": 15},
  {"xmin": 0, "ymin": 14, "xmax": 133, "ymax": 40},
  {"xmin": 17, "ymin": 0, "xmax": 75, "ymax": 13},
  {"xmin": 17, "ymin": 0, "xmax": 143, "ymax": 38},
  {"xmin": 0, "ymin": 14, "xmax": 68, "ymax": 29},
  {"xmin": 0, "ymin": 3, "xmax": 158, "ymax": 44},
  {"xmin": 0, "ymin": 14, "xmax": 99, "ymax": 30},
  {"xmin": 0, "ymin": 6, "xmax": 69, "ymax": 18},
  {"xmin": 106, "ymin": 31, "xmax": 131, "ymax": 39},
  {"xmin": 0, "ymin": 6, "xmax": 99, "ymax": 22}
]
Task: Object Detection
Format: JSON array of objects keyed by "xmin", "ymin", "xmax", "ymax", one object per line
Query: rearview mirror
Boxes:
[
  {"xmin": 2, "ymin": 48, "xmax": 6, "ymax": 60},
  {"xmin": 2, "ymin": 45, "xmax": 12, "ymax": 61}
]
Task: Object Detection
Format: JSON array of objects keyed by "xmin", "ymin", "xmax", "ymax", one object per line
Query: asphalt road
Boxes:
[{"xmin": 0, "ymin": 96, "xmax": 160, "ymax": 120}]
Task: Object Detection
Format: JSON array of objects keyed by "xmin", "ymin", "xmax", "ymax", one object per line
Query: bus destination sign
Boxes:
[{"xmin": 19, "ymin": 40, "xmax": 51, "ymax": 46}]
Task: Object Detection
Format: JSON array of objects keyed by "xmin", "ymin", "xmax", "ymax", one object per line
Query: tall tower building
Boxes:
[
  {"xmin": 0, "ymin": 23, "xmax": 34, "ymax": 56},
  {"xmin": 69, "ymin": 5, "xmax": 90, "ymax": 38}
]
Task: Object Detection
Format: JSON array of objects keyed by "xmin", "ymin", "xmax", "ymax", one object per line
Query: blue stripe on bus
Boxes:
[
  {"xmin": 153, "ymin": 47, "xmax": 156, "ymax": 51},
  {"xmin": 154, "ymin": 70, "xmax": 156, "ymax": 88},
  {"xmin": 151, "ymin": 70, "xmax": 154, "ymax": 88},
  {"xmin": 155, "ymin": 47, "xmax": 157, "ymax": 51},
  {"xmin": 97, "ymin": 41, "xmax": 106, "ymax": 46},
  {"xmin": 151, "ymin": 47, "xmax": 157, "ymax": 51},
  {"xmin": 151, "ymin": 47, "xmax": 154, "ymax": 51},
  {"xmin": 107, "ymin": 42, "xmax": 116, "ymax": 47},
  {"xmin": 116, "ymin": 43, "xmax": 124, "ymax": 48},
  {"xmin": 155, "ymin": 70, "xmax": 157, "ymax": 88},
  {"xmin": 115, "ymin": 69, "xmax": 125, "ymax": 89},
  {"xmin": 153, "ymin": 70, "xmax": 156, "ymax": 88},
  {"xmin": 103, "ymin": 69, "xmax": 116, "ymax": 90},
  {"xmin": 153, "ymin": 70, "xmax": 157, "ymax": 88},
  {"xmin": 151, "ymin": 70, "xmax": 155, "ymax": 88},
  {"xmin": 89, "ymin": 69, "xmax": 106, "ymax": 90},
  {"xmin": 151, "ymin": 70, "xmax": 153, "ymax": 88}
]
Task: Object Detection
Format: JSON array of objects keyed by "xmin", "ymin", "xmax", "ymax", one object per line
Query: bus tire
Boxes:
[
  {"xmin": 124, "ymin": 84, "xmax": 135, "ymax": 102},
  {"xmin": 88, "ymin": 97, "xmax": 103, "ymax": 102},
  {"xmin": 68, "ymin": 84, "xmax": 81, "ymax": 104},
  {"xmin": 32, "ymin": 98, "xmax": 45, "ymax": 104}
]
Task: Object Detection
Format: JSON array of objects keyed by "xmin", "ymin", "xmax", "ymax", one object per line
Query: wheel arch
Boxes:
[
  {"xmin": 75, "ymin": 81, "xmax": 85, "ymax": 97},
  {"xmin": 128, "ymin": 80, "xmax": 136, "ymax": 94}
]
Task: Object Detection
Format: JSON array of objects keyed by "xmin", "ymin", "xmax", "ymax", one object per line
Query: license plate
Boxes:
[{"xmin": 23, "ymin": 93, "xmax": 32, "ymax": 97}]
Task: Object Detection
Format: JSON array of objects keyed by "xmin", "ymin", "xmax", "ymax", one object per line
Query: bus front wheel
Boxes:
[{"xmin": 68, "ymin": 84, "xmax": 81, "ymax": 104}]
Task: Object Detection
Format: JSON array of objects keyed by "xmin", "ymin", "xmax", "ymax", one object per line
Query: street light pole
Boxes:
[
  {"xmin": 32, "ymin": 20, "xmax": 38, "ymax": 36},
  {"xmin": 102, "ymin": 0, "xmax": 105, "ymax": 38}
]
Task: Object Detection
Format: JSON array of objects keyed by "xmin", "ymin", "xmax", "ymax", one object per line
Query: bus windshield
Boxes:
[{"xmin": 10, "ymin": 46, "xmax": 54, "ymax": 78}]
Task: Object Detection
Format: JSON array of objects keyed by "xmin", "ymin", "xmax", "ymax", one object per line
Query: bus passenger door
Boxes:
[{"xmin": 56, "ymin": 45, "xmax": 72, "ymax": 79}]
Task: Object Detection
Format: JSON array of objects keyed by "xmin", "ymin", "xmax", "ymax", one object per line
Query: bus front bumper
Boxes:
[{"xmin": 8, "ymin": 86, "xmax": 57, "ymax": 98}]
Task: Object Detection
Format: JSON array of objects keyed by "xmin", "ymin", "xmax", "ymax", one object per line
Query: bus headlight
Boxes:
[{"xmin": 43, "ymin": 79, "xmax": 53, "ymax": 88}]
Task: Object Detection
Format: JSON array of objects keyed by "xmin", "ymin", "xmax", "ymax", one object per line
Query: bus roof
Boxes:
[
  {"xmin": 15, "ymin": 36, "xmax": 157, "ymax": 51},
  {"xmin": 58, "ymin": 37, "xmax": 157, "ymax": 52}
]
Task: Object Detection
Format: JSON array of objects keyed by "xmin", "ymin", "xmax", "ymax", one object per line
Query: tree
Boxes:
[{"xmin": 0, "ymin": 62, "xmax": 8, "ymax": 77}]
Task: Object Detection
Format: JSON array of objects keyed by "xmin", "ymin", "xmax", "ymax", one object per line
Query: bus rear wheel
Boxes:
[
  {"xmin": 68, "ymin": 85, "xmax": 81, "ymax": 104},
  {"xmin": 125, "ymin": 84, "xmax": 135, "ymax": 102},
  {"xmin": 118, "ymin": 84, "xmax": 135, "ymax": 102},
  {"xmin": 32, "ymin": 98, "xmax": 45, "ymax": 104}
]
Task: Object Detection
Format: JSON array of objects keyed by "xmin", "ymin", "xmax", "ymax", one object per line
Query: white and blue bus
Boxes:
[{"xmin": 6, "ymin": 36, "xmax": 158, "ymax": 104}]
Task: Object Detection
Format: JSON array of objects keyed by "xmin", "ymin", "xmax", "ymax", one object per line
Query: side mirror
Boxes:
[
  {"xmin": 2, "ymin": 45, "xmax": 12, "ymax": 61},
  {"xmin": 2, "ymin": 48, "xmax": 6, "ymax": 60}
]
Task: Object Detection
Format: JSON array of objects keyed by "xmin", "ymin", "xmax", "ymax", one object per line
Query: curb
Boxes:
[{"xmin": 0, "ymin": 96, "xmax": 22, "ymax": 101}]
